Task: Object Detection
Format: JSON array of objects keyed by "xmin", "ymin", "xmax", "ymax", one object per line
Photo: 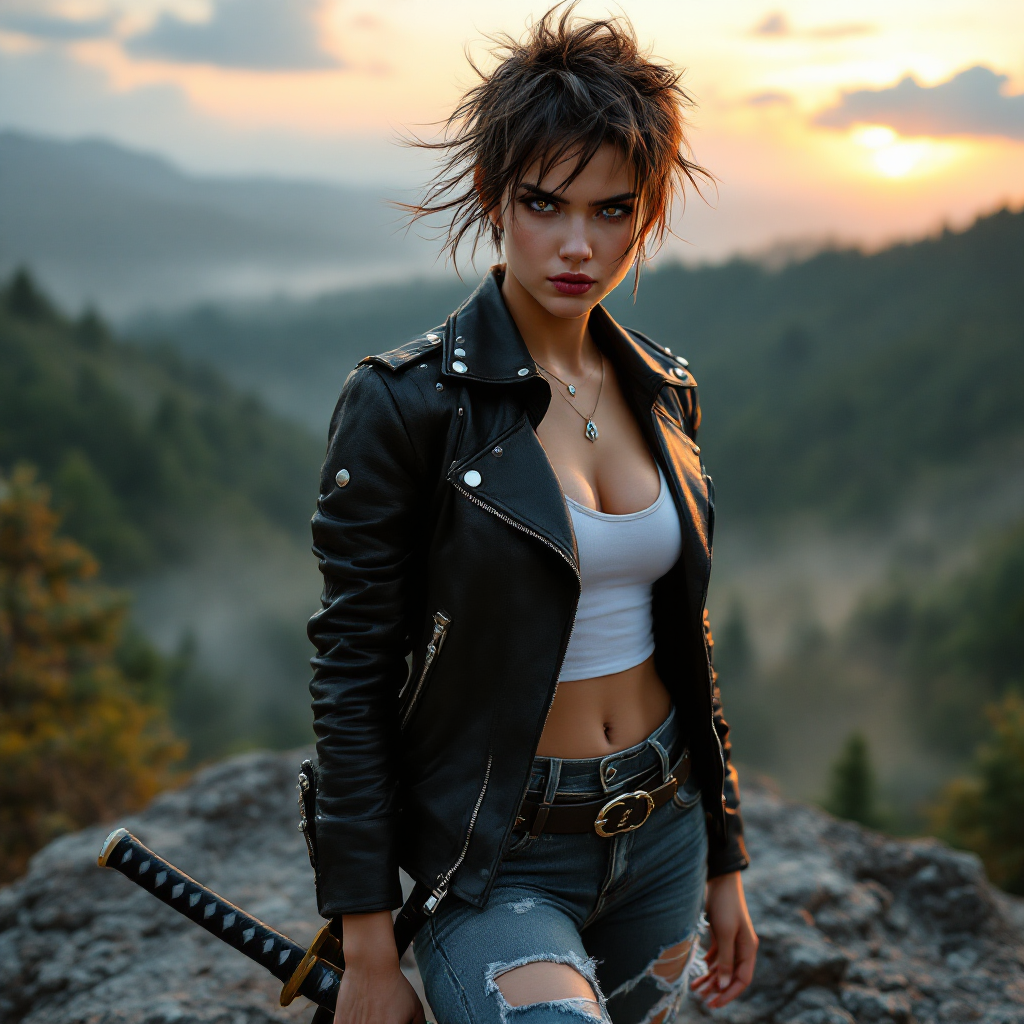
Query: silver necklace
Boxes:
[{"xmin": 536, "ymin": 356, "xmax": 605, "ymax": 442}]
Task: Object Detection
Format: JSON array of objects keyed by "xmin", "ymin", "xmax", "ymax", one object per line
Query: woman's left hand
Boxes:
[{"xmin": 691, "ymin": 870, "xmax": 758, "ymax": 1008}]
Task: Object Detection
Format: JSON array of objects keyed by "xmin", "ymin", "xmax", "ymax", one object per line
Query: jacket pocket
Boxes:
[{"xmin": 400, "ymin": 610, "xmax": 451, "ymax": 729}]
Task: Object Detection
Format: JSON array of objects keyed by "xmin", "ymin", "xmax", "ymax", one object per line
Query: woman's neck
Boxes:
[{"xmin": 500, "ymin": 265, "xmax": 600, "ymax": 376}]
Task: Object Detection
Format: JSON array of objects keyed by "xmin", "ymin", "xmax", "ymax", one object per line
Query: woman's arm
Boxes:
[
  {"xmin": 692, "ymin": 871, "xmax": 759, "ymax": 1008},
  {"xmin": 334, "ymin": 913, "xmax": 425, "ymax": 1024},
  {"xmin": 310, "ymin": 366, "xmax": 428, "ymax": 1022},
  {"xmin": 692, "ymin": 609, "xmax": 757, "ymax": 1005},
  {"xmin": 309, "ymin": 363, "xmax": 426, "ymax": 906},
  {"xmin": 703, "ymin": 609, "xmax": 751, "ymax": 877}
]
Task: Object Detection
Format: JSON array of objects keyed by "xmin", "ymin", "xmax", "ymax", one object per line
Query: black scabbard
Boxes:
[{"xmin": 98, "ymin": 829, "xmax": 341, "ymax": 1011}]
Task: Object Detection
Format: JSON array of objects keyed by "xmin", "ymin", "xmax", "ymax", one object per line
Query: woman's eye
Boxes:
[
  {"xmin": 528, "ymin": 198, "xmax": 557, "ymax": 213},
  {"xmin": 599, "ymin": 205, "xmax": 630, "ymax": 220}
]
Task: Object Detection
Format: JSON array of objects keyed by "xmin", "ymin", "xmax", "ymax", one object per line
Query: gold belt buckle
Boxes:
[{"xmin": 594, "ymin": 790, "xmax": 655, "ymax": 837}]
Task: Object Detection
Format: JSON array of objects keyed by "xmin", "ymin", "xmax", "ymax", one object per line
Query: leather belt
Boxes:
[{"xmin": 515, "ymin": 753, "xmax": 691, "ymax": 838}]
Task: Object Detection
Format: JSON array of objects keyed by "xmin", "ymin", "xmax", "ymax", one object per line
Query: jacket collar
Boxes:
[{"xmin": 442, "ymin": 267, "xmax": 688, "ymax": 408}]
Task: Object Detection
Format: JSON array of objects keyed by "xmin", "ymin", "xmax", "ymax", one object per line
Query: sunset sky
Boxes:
[{"xmin": 1, "ymin": 0, "xmax": 1022, "ymax": 261}]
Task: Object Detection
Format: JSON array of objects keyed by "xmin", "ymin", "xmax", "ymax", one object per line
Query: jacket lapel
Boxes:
[
  {"xmin": 441, "ymin": 268, "xmax": 711, "ymax": 597},
  {"xmin": 449, "ymin": 413, "xmax": 578, "ymax": 570},
  {"xmin": 588, "ymin": 305, "xmax": 712, "ymax": 609}
]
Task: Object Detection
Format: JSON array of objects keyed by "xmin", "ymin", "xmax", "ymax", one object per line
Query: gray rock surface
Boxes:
[{"xmin": 1, "ymin": 752, "xmax": 1023, "ymax": 1024}]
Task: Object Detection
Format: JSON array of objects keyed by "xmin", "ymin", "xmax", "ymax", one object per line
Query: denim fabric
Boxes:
[{"xmin": 414, "ymin": 708, "xmax": 708, "ymax": 1024}]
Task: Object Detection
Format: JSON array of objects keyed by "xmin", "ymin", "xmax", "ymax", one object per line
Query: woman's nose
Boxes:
[{"xmin": 559, "ymin": 217, "xmax": 593, "ymax": 266}]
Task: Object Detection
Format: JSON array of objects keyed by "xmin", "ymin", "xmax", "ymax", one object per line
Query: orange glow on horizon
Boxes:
[{"xmin": 2, "ymin": 0, "xmax": 1021, "ymax": 256}]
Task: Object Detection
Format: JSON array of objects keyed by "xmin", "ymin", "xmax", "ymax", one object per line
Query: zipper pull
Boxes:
[
  {"xmin": 423, "ymin": 612, "xmax": 451, "ymax": 668},
  {"xmin": 424, "ymin": 884, "xmax": 448, "ymax": 915}
]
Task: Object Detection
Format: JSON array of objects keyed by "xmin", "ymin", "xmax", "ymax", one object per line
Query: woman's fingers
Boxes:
[
  {"xmin": 711, "ymin": 922, "xmax": 737, "ymax": 994},
  {"xmin": 705, "ymin": 918, "xmax": 759, "ymax": 1007},
  {"xmin": 690, "ymin": 935, "xmax": 718, "ymax": 989}
]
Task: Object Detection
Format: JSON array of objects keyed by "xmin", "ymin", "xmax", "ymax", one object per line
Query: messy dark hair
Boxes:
[{"xmin": 403, "ymin": 2, "xmax": 711, "ymax": 283}]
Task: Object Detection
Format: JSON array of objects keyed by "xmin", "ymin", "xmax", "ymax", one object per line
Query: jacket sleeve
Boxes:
[
  {"xmin": 702, "ymin": 609, "xmax": 751, "ymax": 877},
  {"xmin": 308, "ymin": 364, "xmax": 424, "ymax": 917}
]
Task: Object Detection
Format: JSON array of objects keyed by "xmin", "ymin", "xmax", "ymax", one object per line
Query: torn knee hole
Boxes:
[
  {"xmin": 651, "ymin": 938, "xmax": 692, "ymax": 982},
  {"xmin": 495, "ymin": 961, "xmax": 602, "ymax": 1016}
]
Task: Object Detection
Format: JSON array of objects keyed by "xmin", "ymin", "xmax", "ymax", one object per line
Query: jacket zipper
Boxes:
[
  {"xmin": 450, "ymin": 479, "xmax": 581, "ymax": 823},
  {"xmin": 424, "ymin": 752, "xmax": 493, "ymax": 913},
  {"xmin": 400, "ymin": 611, "xmax": 451, "ymax": 729},
  {"xmin": 423, "ymin": 479, "xmax": 583, "ymax": 914},
  {"xmin": 451, "ymin": 482, "xmax": 581, "ymax": 585}
]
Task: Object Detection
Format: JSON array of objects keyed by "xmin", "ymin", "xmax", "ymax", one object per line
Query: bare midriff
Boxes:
[{"xmin": 536, "ymin": 653, "xmax": 671, "ymax": 758}]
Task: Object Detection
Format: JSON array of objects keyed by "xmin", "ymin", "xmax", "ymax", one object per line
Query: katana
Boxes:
[
  {"xmin": 98, "ymin": 760, "xmax": 433, "ymax": 1021},
  {"xmin": 97, "ymin": 827, "xmax": 344, "ymax": 1013}
]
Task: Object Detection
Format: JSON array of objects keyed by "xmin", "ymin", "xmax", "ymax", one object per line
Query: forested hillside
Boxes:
[
  {"xmin": 0, "ymin": 270, "xmax": 322, "ymax": 577},
  {"xmin": 606, "ymin": 206, "xmax": 1024, "ymax": 521},
  {"xmin": 134, "ymin": 206, "xmax": 1024, "ymax": 524}
]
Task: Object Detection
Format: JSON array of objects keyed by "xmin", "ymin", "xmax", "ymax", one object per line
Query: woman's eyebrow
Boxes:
[
  {"xmin": 589, "ymin": 192, "xmax": 637, "ymax": 207},
  {"xmin": 517, "ymin": 183, "xmax": 563, "ymax": 203},
  {"xmin": 517, "ymin": 185, "xmax": 637, "ymax": 207}
]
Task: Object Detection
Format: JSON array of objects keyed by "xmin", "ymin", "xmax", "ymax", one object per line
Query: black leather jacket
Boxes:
[{"xmin": 308, "ymin": 268, "xmax": 749, "ymax": 919}]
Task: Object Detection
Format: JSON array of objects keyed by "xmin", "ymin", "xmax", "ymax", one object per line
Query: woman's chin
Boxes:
[{"xmin": 533, "ymin": 289, "xmax": 599, "ymax": 320}]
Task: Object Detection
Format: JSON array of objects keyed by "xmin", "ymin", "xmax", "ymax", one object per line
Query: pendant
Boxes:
[
  {"xmin": 585, "ymin": 420, "xmax": 598, "ymax": 442},
  {"xmin": 567, "ymin": 384, "xmax": 576, "ymax": 396}
]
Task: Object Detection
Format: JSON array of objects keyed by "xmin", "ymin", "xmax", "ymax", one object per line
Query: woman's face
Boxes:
[{"xmin": 496, "ymin": 143, "xmax": 641, "ymax": 320}]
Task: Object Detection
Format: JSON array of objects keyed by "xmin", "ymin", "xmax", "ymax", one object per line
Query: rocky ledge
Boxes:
[{"xmin": 1, "ymin": 751, "xmax": 1022, "ymax": 1024}]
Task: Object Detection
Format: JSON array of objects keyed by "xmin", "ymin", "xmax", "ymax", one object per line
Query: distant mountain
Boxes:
[
  {"xmin": 0, "ymin": 131, "xmax": 441, "ymax": 314},
  {"xmin": 134, "ymin": 207, "xmax": 1024, "ymax": 524}
]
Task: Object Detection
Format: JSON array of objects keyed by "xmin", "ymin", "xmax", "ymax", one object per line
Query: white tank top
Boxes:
[{"xmin": 558, "ymin": 465, "xmax": 683, "ymax": 682}]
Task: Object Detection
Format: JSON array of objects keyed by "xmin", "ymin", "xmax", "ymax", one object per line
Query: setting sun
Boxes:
[{"xmin": 849, "ymin": 124, "xmax": 963, "ymax": 179}]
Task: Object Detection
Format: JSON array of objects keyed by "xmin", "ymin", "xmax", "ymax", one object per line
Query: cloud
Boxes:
[
  {"xmin": 807, "ymin": 24, "xmax": 874, "ymax": 40},
  {"xmin": 751, "ymin": 12, "xmax": 874, "ymax": 40},
  {"xmin": 748, "ymin": 91, "xmax": 793, "ymax": 107},
  {"xmin": 0, "ymin": 42, "xmax": 417, "ymax": 185},
  {"xmin": 0, "ymin": 11, "xmax": 115, "ymax": 41},
  {"xmin": 753, "ymin": 12, "xmax": 789, "ymax": 36},
  {"xmin": 816, "ymin": 66, "xmax": 1024, "ymax": 142},
  {"xmin": 127, "ymin": 0, "xmax": 342, "ymax": 71}
]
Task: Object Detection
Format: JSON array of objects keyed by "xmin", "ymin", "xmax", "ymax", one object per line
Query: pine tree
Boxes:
[
  {"xmin": 0, "ymin": 466, "xmax": 184, "ymax": 881},
  {"xmin": 931, "ymin": 693, "xmax": 1024, "ymax": 894},
  {"xmin": 824, "ymin": 731, "xmax": 879, "ymax": 827}
]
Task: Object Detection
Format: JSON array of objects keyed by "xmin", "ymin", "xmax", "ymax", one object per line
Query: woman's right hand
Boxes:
[{"xmin": 334, "ymin": 911, "xmax": 426, "ymax": 1024}]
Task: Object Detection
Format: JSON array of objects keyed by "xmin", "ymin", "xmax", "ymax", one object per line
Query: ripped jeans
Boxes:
[{"xmin": 413, "ymin": 707, "xmax": 708, "ymax": 1024}]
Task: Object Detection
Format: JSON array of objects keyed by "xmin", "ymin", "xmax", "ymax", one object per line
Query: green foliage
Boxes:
[
  {"xmin": 854, "ymin": 519, "xmax": 1024, "ymax": 755},
  {"xmin": 0, "ymin": 466, "xmax": 184, "ymax": 881},
  {"xmin": 138, "ymin": 208, "xmax": 1024, "ymax": 524},
  {"xmin": 6, "ymin": 267, "xmax": 57, "ymax": 322},
  {"xmin": 129, "ymin": 279, "xmax": 472, "ymax": 432},
  {"xmin": 0, "ymin": 270, "xmax": 322, "ymax": 577},
  {"xmin": 824, "ymin": 732, "xmax": 880, "ymax": 827},
  {"xmin": 931, "ymin": 693, "xmax": 1024, "ymax": 894},
  {"xmin": 606, "ymin": 207, "xmax": 1024, "ymax": 522}
]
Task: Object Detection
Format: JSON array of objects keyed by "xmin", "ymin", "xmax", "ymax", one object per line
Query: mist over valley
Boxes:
[{"xmin": 3, "ymin": 136, "xmax": 1022, "ymax": 832}]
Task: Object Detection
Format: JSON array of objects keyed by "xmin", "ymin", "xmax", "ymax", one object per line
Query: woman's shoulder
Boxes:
[
  {"xmin": 620, "ymin": 325, "xmax": 694, "ymax": 375},
  {"xmin": 616, "ymin": 324, "xmax": 702, "ymax": 437},
  {"xmin": 357, "ymin": 326, "xmax": 447, "ymax": 374},
  {"xmin": 327, "ymin": 325, "xmax": 454, "ymax": 439}
]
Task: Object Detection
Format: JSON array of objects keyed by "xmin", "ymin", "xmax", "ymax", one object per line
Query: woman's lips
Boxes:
[{"xmin": 549, "ymin": 273, "xmax": 595, "ymax": 296}]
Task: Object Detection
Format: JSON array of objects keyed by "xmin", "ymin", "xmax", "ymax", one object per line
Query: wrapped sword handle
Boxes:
[{"xmin": 98, "ymin": 828, "xmax": 342, "ymax": 1011}]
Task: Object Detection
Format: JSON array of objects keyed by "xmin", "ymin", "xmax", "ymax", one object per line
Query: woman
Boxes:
[{"xmin": 308, "ymin": 7, "xmax": 758, "ymax": 1023}]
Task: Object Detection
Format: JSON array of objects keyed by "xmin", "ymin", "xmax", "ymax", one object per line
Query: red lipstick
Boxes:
[{"xmin": 548, "ymin": 273, "xmax": 595, "ymax": 295}]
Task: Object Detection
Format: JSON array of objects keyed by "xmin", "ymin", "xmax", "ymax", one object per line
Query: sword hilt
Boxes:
[{"xmin": 98, "ymin": 828, "xmax": 341, "ymax": 1010}]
